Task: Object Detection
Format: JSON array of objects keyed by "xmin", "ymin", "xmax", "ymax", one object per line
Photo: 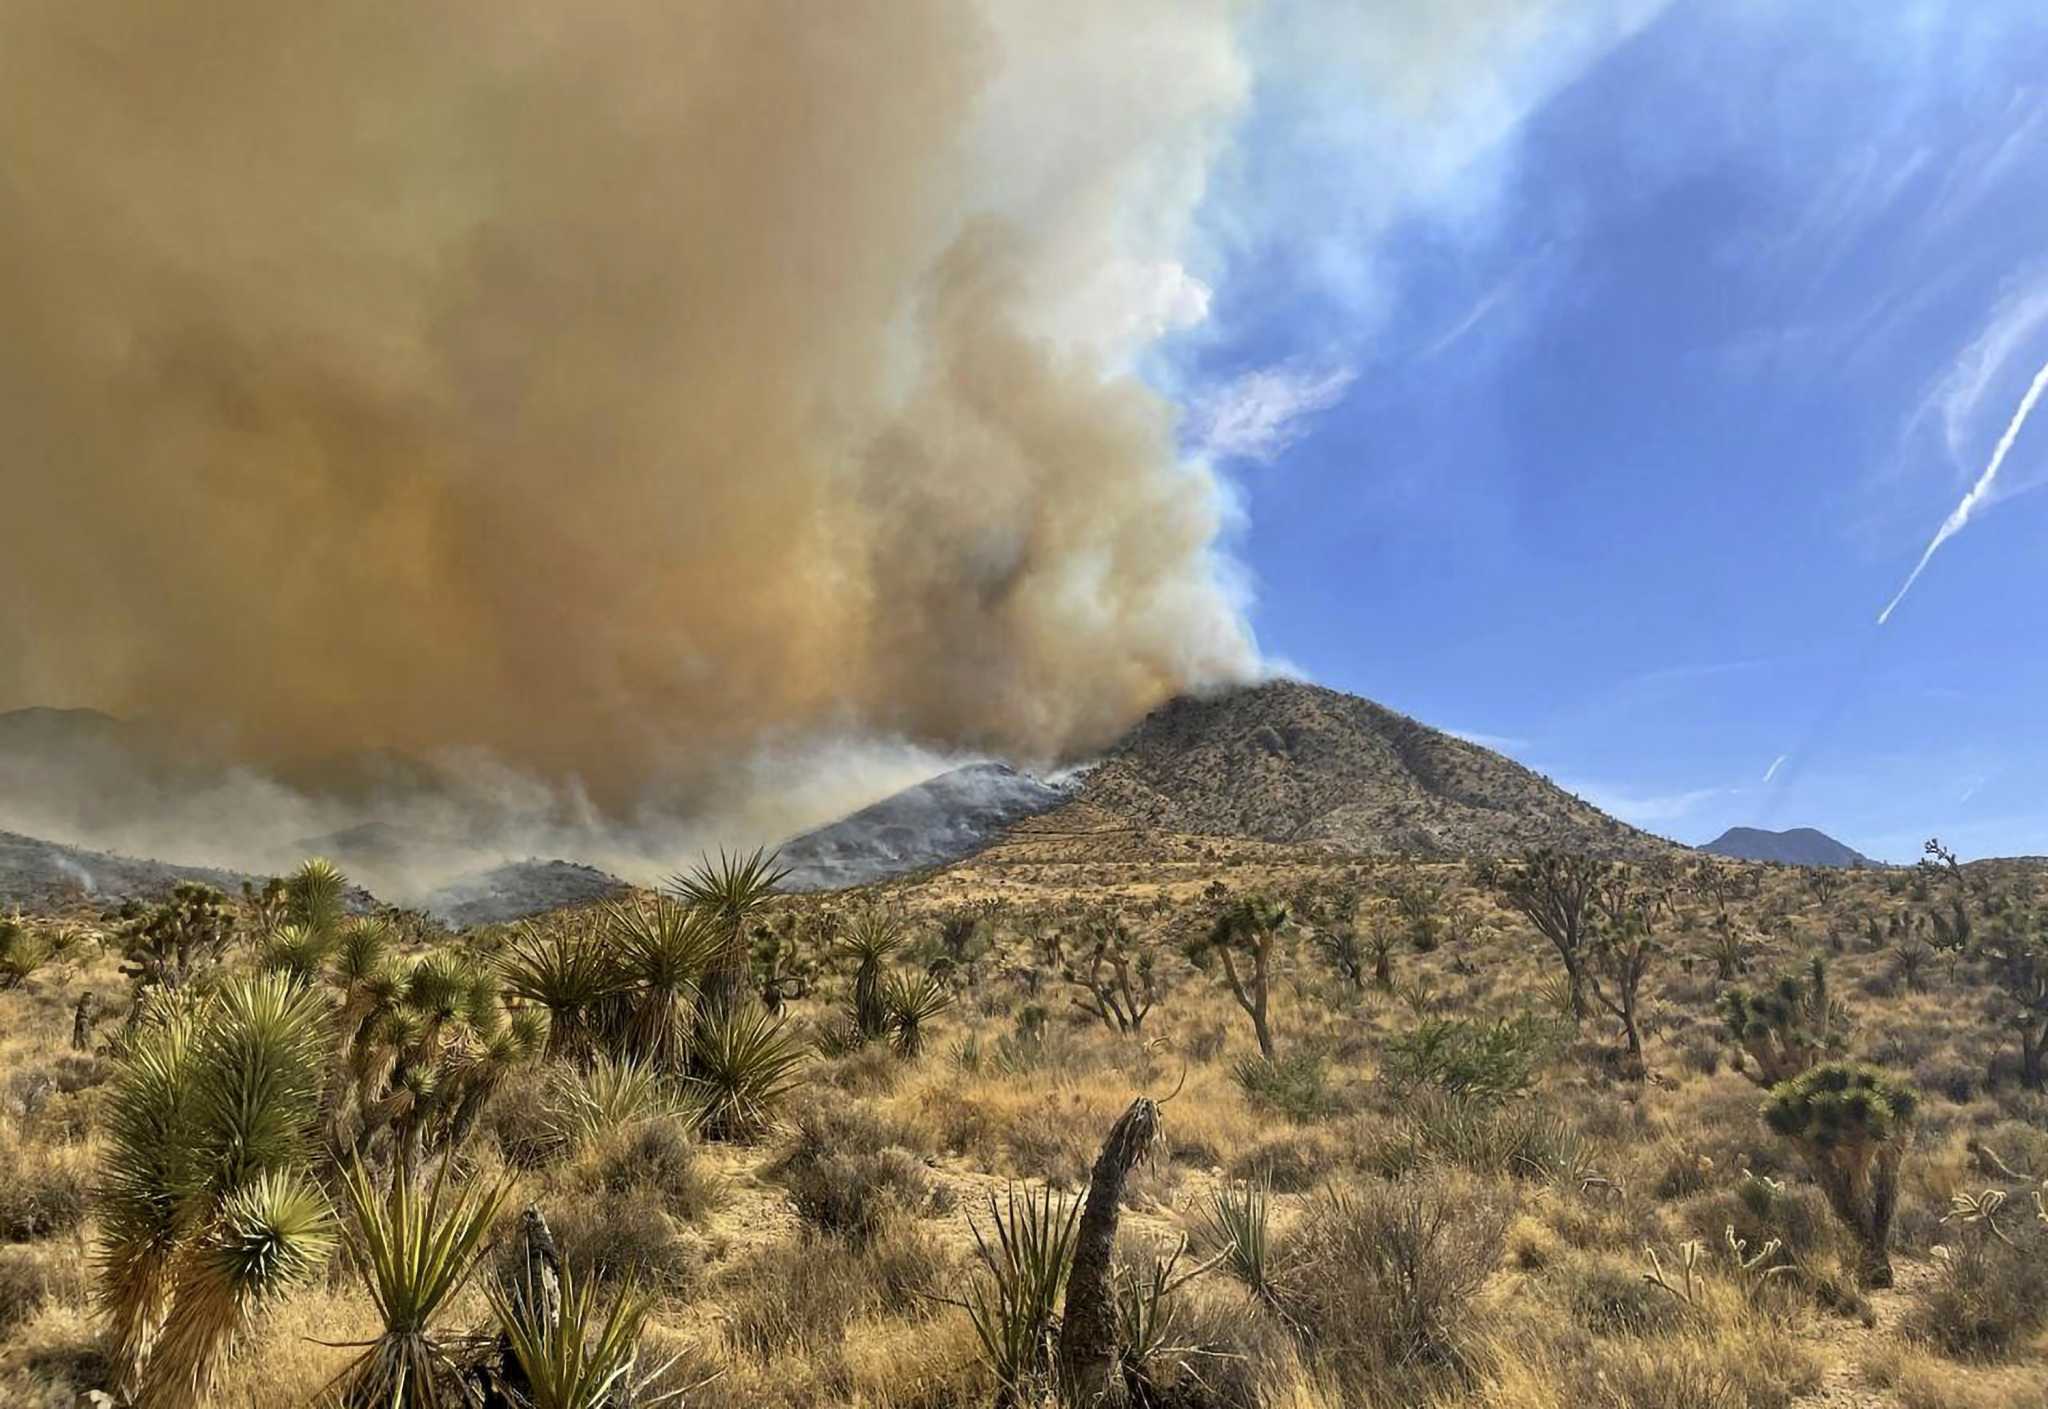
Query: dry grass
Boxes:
[{"xmin": 1, "ymin": 855, "xmax": 2046, "ymax": 1408}]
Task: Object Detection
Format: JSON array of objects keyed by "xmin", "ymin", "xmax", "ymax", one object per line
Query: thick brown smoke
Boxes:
[{"xmin": 0, "ymin": 1, "xmax": 1256, "ymax": 812}]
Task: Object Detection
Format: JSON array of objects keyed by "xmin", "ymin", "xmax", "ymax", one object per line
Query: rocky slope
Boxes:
[
  {"xmin": 1075, "ymin": 679, "xmax": 1671, "ymax": 859},
  {"xmin": 778, "ymin": 762, "xmax": 1074, "ymax": 890}
]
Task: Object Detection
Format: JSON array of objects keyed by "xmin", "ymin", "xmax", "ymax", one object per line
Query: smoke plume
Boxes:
[{"xmin": 0, "ymin": 2, "xmax": 1258, "ymax": 825}]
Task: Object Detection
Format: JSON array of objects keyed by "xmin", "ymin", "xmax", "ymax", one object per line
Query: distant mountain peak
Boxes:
[{"xmin": 1700, "ymin": 826, "xmax": 1873, "ymax": 868}]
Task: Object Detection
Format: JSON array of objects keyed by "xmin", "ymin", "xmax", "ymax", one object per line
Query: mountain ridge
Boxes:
[{"xmin": 1700, "ymin": 826, "xmax": 1874, "ymax": 868}]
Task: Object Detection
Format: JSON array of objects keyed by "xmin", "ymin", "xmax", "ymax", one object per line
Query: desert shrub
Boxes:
[
  {"xmin": 1381, "ymin": 1014, "xmax": 1556, "ymax": 1106},
  {"xmin": 1676, "ymin": 1036, "xmax": 1722, "ymax": 1078},
  {"xmin": 541, "ymin": 1191, "xmax": 700, "ymax": 1297},
  {"xmin": 1907, "ymin": 1206, "xmax": 2048, "ymax": 1359},
  {"xmin": 1227, "ymin": 1129, "xmax": 1342, "ymax": 1192},
  {"xmin": 817, "ymin": 1043, "xmax": 902, "ymax": 1097},
  {"xmin": 1913, "ymin": 1053, "xmax": 1979, "ymax": 1106},
  {"xmin": 1367, "ymin": 1095, "xmax": 1597, "ymax": 1185},
  {"xmin": 485, "ymin": 1064, "xmax": 565, "ymax": 1170},
  {"xmin": 721, "ymin": 1222, "xmax": 948, "ymax": 1360},
  {"xmin": 1283, "ymin": 1174, "xmax": 1510, "ymax": 1398},
  {"xmin": 0, "ymin": 1244, "xmax": 86, "ymax": 1334},
  {"xmin": 784, "ymin": 1146, "xmax": 935, "ymax": 1241},
  {"xmin": 1570, "ymin": 1337, "xmax": 1811, "ymax": 1409},
  {"xmin": 1562, "ymin": 1251, "xmax": 1687, "ymax": 1337},
  {"xmin": 1651, "ymin": 1141, "xmax": 1718, "ymax": 1199},
  {"xmin": 593, "ymin": 1120, "xmax": 724, "ymax": 1223},
  {"xmin": 1231, "ymin": 1049, "xmax": 1338, "ymax": 1123},
  {"xmin": 0, "ymin": 1138, "xmax": 89, "ymax": 1242}
]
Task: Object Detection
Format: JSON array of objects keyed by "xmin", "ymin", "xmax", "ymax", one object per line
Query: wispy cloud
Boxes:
[
  {"xmin": 1762, "ymin": 753, "xmax": 1788, "ymax": 783},
  {"xmin": 1917, "ymin": 272, "xmax": 2048, "ymax": 466},
  {"xmin": 1562, "ymin": 778, "xmax": 1733, "ymax": 826},
  {"xmin": 1190, "ymin": 360, "xmax": 1357, "ymax": 463}
]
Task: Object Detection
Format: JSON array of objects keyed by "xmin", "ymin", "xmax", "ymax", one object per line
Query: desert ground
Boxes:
[{"xmin": 2, "ymin": 824, "xmax": 2045, "ymax": 1409}]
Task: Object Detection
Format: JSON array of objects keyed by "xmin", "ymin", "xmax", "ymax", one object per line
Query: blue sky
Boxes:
[{"xmin": 1169, "ymin": 2, "xmax": 2048, "ymax": 862}]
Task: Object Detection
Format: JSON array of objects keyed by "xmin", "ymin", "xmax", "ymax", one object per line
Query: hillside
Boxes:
[
  {"xmin": 1076, "ymin": 679, "xmax": 1671, "ymax": 859},
  {"xmin": 778, "ymin": 762, "xmax": 1073, "ymax": 890},
  {"xmin": 0, "ymin": 828, "xmax": 263, "ymax": 911},
  {"xmin": 1702, "ymin": 825, "xmax": 1875, "ymax": 867}
]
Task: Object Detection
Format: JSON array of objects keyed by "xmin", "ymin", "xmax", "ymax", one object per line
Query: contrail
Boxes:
[
  {"xmin": 1762, "ymin": 753, "xmax": 1787, "ymax": 784},
  {"xmin": 1879, "ymin": 356, "xmax": 2048, "ymax": 624}
]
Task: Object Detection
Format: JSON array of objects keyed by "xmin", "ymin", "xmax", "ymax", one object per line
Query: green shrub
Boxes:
[
  {"xmin": 1231, "ymin": 1049, "xmax": 1338, "ymax": 1123},
  {"xmin": 1381, "ymin": 1014, "xmax": 1556, "ymax": 1107}
]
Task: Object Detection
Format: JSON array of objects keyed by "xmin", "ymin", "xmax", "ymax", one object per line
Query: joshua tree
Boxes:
[
  {"xmin": 1805, "ymin": 867, "xmax": 1840, "ymax": 908},
  {"xmin": 498, "ymin": 918, "xmax": 629, "ymax": 1065},
  {"xmin": 749, "ymin": 913, "xmax": 813, "ymax": 1012},
  {"xmin": 1588, "ymin": 877, "xmax": 1659, "ymax": 1062},
  {"xmin": 1498, "ymin": 849, "xmax": 1606, "ymax": 1022},
  {"xmin": 334, "ymin": 948, "xmax": 544, "ymax": 1179},
  {"xmin": 668, "ymin": 848, "xmax": 789, "ymax": 1019},
  {"xmin": 1718, "ymin": 956, "xmax": 1844, "ymax": 1087},
  {"xmin": 1189, "ymin": 893, "xmax": 1288, "ymax": 1060},
  {"xmin": 115, "ymin": 883, "xmax": 236, "ymax": 1000},
  {"xmin": 1059, "ymin": 909, "xmax": 1159, "ymax": 1035},
  {"xmin": 96, "ymin": 973, "xmax": 339, "ymax": 1407},
  {"xmin": 1762, "ymin": 1062, "xmax": 1919, "ymax": 1287},
  {"xmin": 1310, "ymin": 889, "xmax": 1367, "ymax": 994},
  {"xmin": 1978, "ymin": 896, "xmax": 2048, "ymax": 1089}
]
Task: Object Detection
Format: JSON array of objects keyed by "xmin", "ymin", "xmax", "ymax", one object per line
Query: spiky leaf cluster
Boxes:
[
  {"xmin": 1762, "ymin": 1061, "xmax": 1919, "ymax": 1149},
  {"xmin": 95, "ymin": 973, "xmax": 338, "ymax": 1405}
]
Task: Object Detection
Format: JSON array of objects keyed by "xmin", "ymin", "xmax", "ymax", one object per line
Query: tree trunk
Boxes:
[
  {"xmin": 1812, "ymin": 1146, "xmax": 1895, "ymax": 1289},
  {"xmin": 1058, "ymin": 1098, "xmax": 1161, "ymax": 1407},
  {"xmin": 71, "ymin": 992, "xmax": 95, "ymax": 1051}
]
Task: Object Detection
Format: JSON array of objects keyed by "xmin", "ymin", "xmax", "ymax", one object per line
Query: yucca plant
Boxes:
[
  {"xmin": 1199, "ymin": 1179, "xmax": 1287, "ymax": 1316},
  {"xmin": 884, "ymin": 971, "xmax": 953, "ymax": 1059},
  {"xmin": 838, "ymin": 910, "xmax": 907, "ymax": 1043},
  {"xmin": 605, "ymin": 896, "xmax": 721, "ymax": 1073},
  {"xmin": 486, "ymin": 1264, "xmax": 655, "ymax": 1409},
  {"xmin": 96, "ymin": 973, "xmax": 337, "ymax": 1406},
  {"xmin": 686, "ymin": 1001, "xmax": 806, "ymax": 1142},
  {"xmin": 284, "ymin": 856, "xmax": 351, "ymax": 932},
  {"xmin": 499, "ymin": 919, "xmax": 627, "ymax": 1064},
  {"xmin": 547, "ymin": 1055, "xmax": 693, "ymax": 1154},
  {"xmin": 329, "ymin": 1159, "xmax": 511, "ymax": 1408},
  {"xmin": 667, "ymin": 848, "xmax": 789, "ymax": 1018},
  {"xmin": 143, "ymin": 1168, "xmax": 337, "ymax": 1409},
  {"xmin": 0, "ymin": 912, "xmax": 52, "ymax": 989},
  {"xmin": 259, "ymin": 922, "xmax": 337, "ymax": 990},
  {"xmin": 957, "ymin": 1185, "xmax": 1079, "ymax": 1406}
]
